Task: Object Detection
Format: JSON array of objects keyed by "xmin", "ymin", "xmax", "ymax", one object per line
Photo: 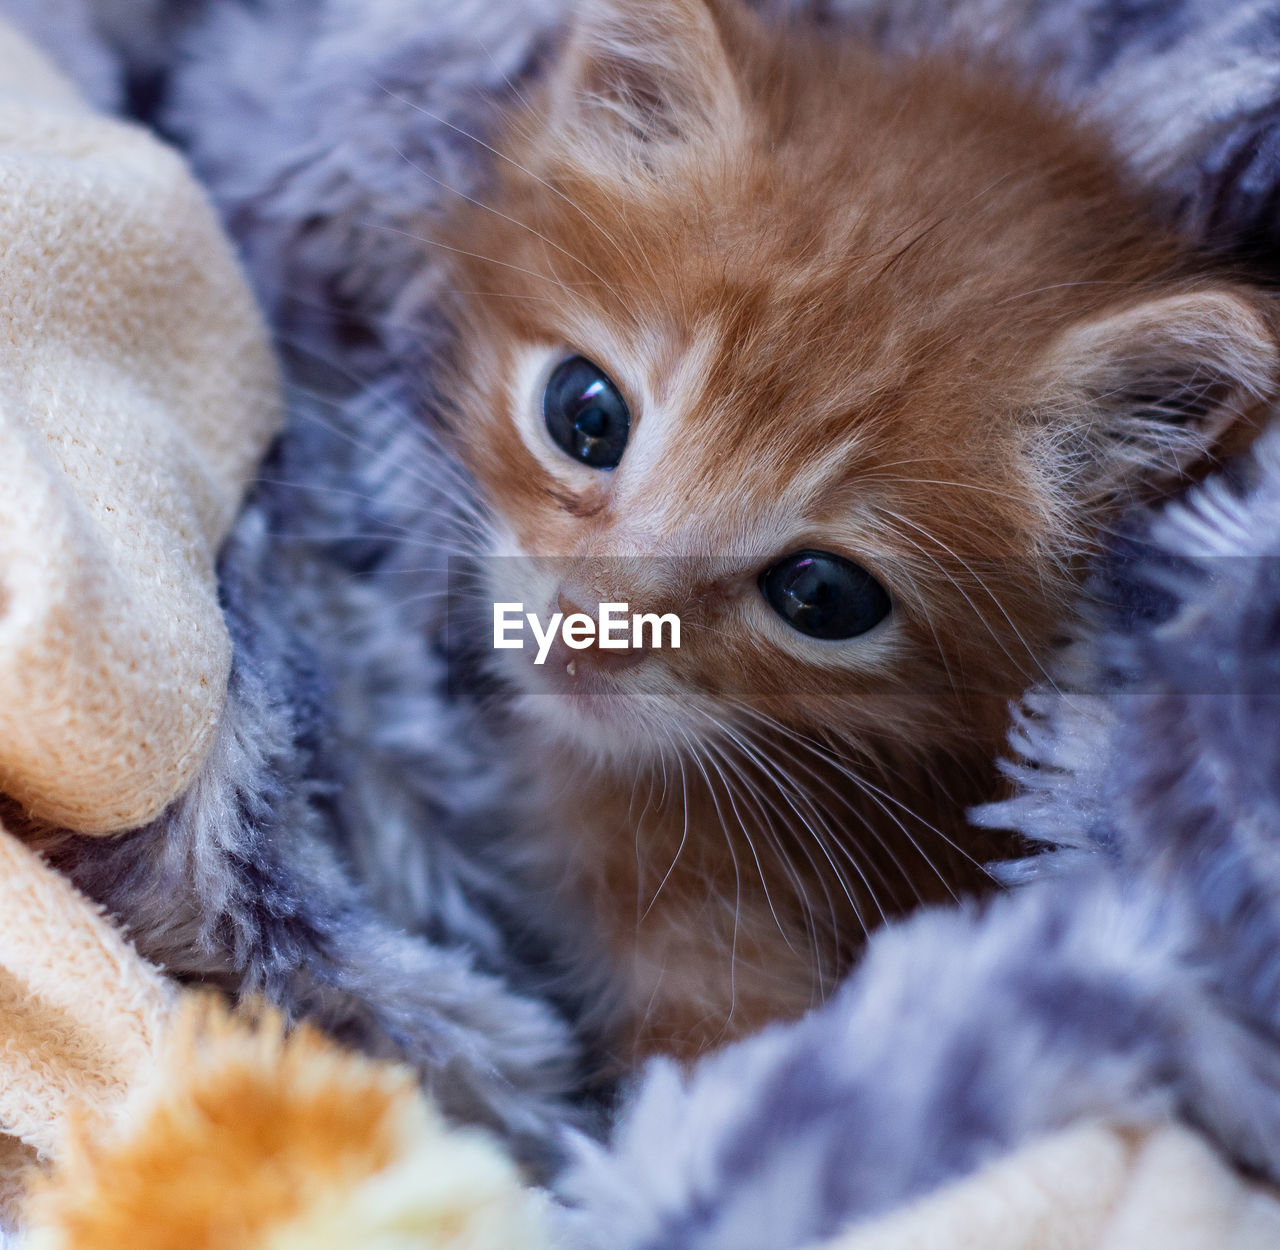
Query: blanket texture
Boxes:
[
  {"xmin": 12, "ymin": 0, "xmax": 1280, "ymax": 1247},
  {"xmin": 0, "ymin": 831, "xmax": 170, "ymax": 1171},
  {"xmin": 0, "ymin": 18, "xmax": 279, "ymax": 833},
  {"xmin": 0, "ymin": 10, "xmax": 273, "ymax": 1230}
]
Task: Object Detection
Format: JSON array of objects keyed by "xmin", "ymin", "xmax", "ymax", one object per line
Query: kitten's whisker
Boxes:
[
  {"xmin": 832, "ymin": 771, "xmax": 961, "ymax": 902},
  {"xmin": 865, "ymin": 473, "xmax": 1043, "ymax": 506},
  {"xmin": 736, "ymin": 705, "xmax": 993, "ymax": 889},
  {"xmin": 706, "ymin": 709, "xmax": 873, "ymax": 923},
  {"xmin": 281, "ymin": 387, "xmax": 494, "ymax": 511},
  {"xmin": 730, "ymin": 706, "xmax": 931, "ymax": 899},
  {"xmin": 266, "ymin": 513, "xmax": 494, "ymax": 565},
  {"xmin": 876, "ymin": 506, "xmax": 1053, "ymax": 691},
  {"xmin": 865, "ymin": 456, "xmax": 955, "ymax": 473},
  {"xmin": 993, "ymin": 278, "xmax": 1130, "ymax": 308},
  {"xmin": 361, "ymin": 219, "xmax": 596, "ymax": 298},
  {"xmin": 706, "ymin": 728, "xmax": 829, "ymax": 977},
  {"xmin": 640, "ymin": 731, "xmax": 691, "ymax": 923},
  {"xmin": 442, "ymin": 288, "xmax": 568, "ymax": 303},
  {"xmin": 700, "ymin": 734, "xmax": 797, "ymax": 954},
  {"xmin": 703, "ymin": 706, "xmax": 881, "ymax": 909},
  {"xmin": 268, "ymin": 284, "xmax": 536, "ymax": 335},
  {"xmin": 259, "ymin": 512, "xmax": 491, "ymax": 561},
  {"xmin": 625, "ymin": 742, "xmax": 654, "ymax": 830},
  {"xmin": 377, "ymin": 584, "xmax": 491, "ymax": 613},
  {"xmin": 255, "ymin": 477, "xmax": 489, "ymax": 539},
  {"xmin": 846, "ymin": 759, "xmax": 995, "ymax": 880},
  {"xmin": 473, "ymin": 35, "xmax": 537, "ymax": 116},
  {"xmin": 654, "ymin": 722, "xmax": 672, "ymax": 808},
  {"xmin": 700, "ymin": 709, "xmax": 864, "ymax": 971},
  {"xmin": 627, "ymin": 771, "xmax": 654, "ymax": 908},
  {"xmin": 731, "ymin": 711, "xmax": 908, "ymax": 914},
  {"xmin": 338, "ymin": 564, "xmax": 481, "ymax": 580},
  {"xmin": 675, "ymin": 726, "xmax": 741, "ymax": 1022}
]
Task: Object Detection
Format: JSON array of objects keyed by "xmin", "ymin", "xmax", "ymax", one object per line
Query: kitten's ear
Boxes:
[
  {"xmin": 1040, "ymin": 290, "xmax": 1278, "ymax": 497},
  {"xmin": 544, "ymin": 0, "xmax": 745, "ymax": 156}
]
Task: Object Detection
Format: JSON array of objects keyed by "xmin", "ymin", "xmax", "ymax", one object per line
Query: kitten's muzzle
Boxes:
[{"xmin": 549, "ymin": 589, "xmax": 648, "ymax": 676}]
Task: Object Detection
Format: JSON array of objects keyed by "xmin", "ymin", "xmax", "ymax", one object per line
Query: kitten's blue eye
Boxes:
[
  {"xmin": 543, "ymin": 355, "xmax": 630, "ymax": 470},
  {"xmin": 760, "ymin": 551, "xmax": 891, "ymax": 640}
]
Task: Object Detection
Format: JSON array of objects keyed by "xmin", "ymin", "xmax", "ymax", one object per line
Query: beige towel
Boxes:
[
  {"xmin": 0, "ymin": 825, "xmax": 171, "ymax": 1236},
  {"xmin": 0, "ymin": 832, "xmax": 171, "ymax": 1166},
  {"xmin": 0, "ymin": 20, "xmax": 281, "ymax": 833},
  {"xmin": 813, "ymin": 1120, "xmax": 1280, "ymax": 1250}
]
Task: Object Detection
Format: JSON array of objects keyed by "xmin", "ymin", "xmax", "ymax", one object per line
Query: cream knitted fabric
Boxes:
[
  {"xmin": 0, "ymin": 19, "xmax": 281, "ymax": 833},
  {"xmin": 0, "ymin": 827, "xmax": 171, "ymax": 1238},
  {"xmin": 0, "ymin": 831, "xmax": 171, "ymax": 1164},
  {"xmin": 814, "ymin": 1121, "xmax": 1280, "ymax": 1250}
]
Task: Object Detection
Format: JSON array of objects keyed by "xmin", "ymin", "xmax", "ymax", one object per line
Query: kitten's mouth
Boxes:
[
  {"xmin": 532, "ymin": 654, "xmax": 631, "ymax": 704},
  {"xmin": 517, "ymin": 673, "xmax": 643, "ymax": 758},
  {"xmin": 514, "ymin": 653, "xmax": 673, "ymax": 754}
]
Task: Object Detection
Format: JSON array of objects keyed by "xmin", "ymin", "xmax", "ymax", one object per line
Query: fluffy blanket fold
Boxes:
[{"xmin": 0, "ymin": 11, "xmax": 280, "ymax": 833}]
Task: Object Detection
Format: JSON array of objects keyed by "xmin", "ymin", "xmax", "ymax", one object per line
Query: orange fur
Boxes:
[
  {"xmin": 32, "ymin": 1000, "xmax": 411, "ymax": 1249},
  {"xmin": 429, "ymin": 0, "xmax": 1280, "ymax": 1063}
]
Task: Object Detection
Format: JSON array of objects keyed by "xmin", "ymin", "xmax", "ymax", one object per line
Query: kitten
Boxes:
[{"xmin": 428, "ymin": 0, "xmax": 1280, "ymax": 1061}]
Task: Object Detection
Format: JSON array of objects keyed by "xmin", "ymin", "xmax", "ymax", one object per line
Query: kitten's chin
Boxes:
[
  {"xmin": 486, "ymin": 637, "xmax": 689, "ymax": 764},
  {"xmin": 512, "ymin": 687, "xmax": 673, "ymax": 766}
]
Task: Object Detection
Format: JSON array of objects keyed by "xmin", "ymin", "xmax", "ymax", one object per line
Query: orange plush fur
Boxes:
[
  {"xmin": 429, "ymin": 0, "xmax": 1280, "ymax": 1062},
  {"xmin": 31, "ymin": 1001, "xmax": 409, "ymax": 1249},
  {"xmin": 30, "ymin": 999, "xmax": 547, "ymax": 1250}
]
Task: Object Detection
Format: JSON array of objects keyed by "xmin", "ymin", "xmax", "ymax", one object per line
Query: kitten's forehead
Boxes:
[
  {"xmin": 563, "ymin": 257, "xmax": 976, "ymax": 500},
  {"xmin": 442, "ymin": 10, "xmax": 1197, "ymax": 568}
]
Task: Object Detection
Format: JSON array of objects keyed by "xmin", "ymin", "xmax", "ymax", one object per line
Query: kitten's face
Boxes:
[{"xmin": 434, "ymin": 0, "xmax": 1277, "ymax": 767}]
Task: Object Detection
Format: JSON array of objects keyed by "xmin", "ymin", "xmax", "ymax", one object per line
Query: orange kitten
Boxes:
[{"xmin": 428, "ymin": 0, "xmax": 1278, "ymax": 1062}]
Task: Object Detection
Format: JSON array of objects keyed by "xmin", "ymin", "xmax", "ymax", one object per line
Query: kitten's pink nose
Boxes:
[
  {"xmin": 555, "ymin": 589, "xmax": 586, "ymax": 619},
  {"xmin": 553, "ymin": 589, "xmax": 645, "ymax": 673}
]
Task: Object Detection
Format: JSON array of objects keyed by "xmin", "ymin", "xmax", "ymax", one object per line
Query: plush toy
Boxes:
[{"xmin": 28, "ymin": 999, "xmax": 553, "ymax": 1250}]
